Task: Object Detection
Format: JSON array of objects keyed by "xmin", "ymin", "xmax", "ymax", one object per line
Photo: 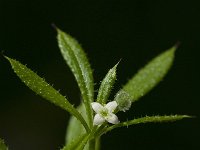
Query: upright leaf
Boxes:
[
  {"xmin": 0, "ymin": 139, "xmax": 8, "ymax": 150},
  {"xmin": 57, "ymin": 29, "xmax": 94, "ymax": 126},
  {"xmin": 97, "ymin": 63, "xmax": 118, "ymax": 104},
  {"xmin": 5, "ymin": 57, "xmax": 89, "ymax": 132},
  {"xmin": 121, "ymin": 46, "xmax": 176, "ymax": 102}
]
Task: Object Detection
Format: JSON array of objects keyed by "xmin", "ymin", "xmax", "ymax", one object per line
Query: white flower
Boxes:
[{"xmin": 91, "ymin": 101, "xmax": 119, "ymax": 125}]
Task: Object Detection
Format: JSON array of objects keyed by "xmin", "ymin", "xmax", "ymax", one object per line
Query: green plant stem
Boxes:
[
  {"xmin": 87, "ymin": 126, "xmax": 99, "ymax": 150},
  {"xmin": 94, "ymin": 123, "xmax": 107, "ymax": 137},
  {"xmin": 85, "ymin": 103, "xmax": 93, "ymax": 128},
  {"xmin": 89, "ymin": 135, "xmax": 101, "ymax": 150},
  {"xmin": 88, "ymin": 124, "xmax": 106, "ymax": 150},
  {"xmin": 95, "ymin": 137, "xmax": 101, "ymax": 150},
  {"xmin": 74, "ymin": 111, "xmax": 90, "ymax": 133},
  {"xmin": 89, "ymin": 139, "xmax": 95, "ymax": 150}
]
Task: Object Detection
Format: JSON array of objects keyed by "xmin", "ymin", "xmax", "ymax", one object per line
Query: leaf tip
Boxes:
[
  {"xmin": 113, "ymin": 59, "xmax": 122, "ymax": 71},
  {"xmin": 51, "ymin": 23, "xmax": 57, "ymax": 29},
  {"xmin": 175, "ymin": 41, "xmax": 181, "ymax": 49},
  {"xmin": 51, "ymin": 23, "xmax": 61, "ymax": 33},
  {"xmin": 183, "ymin": 115, "xmax": 195, "ymax": 119},
  {"xmin": 170, "ymin": 42, "xmax": 180, "ymax": 54},
  {"xmin": 51, "ymin": 24, "xmax": 63, "ymax": 34},
  {"xmin": 3, "ymin": 55, "xmax": 12, "ymax": 63},
  {"xmin": 1, "ymin": 50, "xmax": 5, "ymax": 56},
  {"xmin": 4, "ymin": 56, "xmax": 17, "ymax": 68},
  {"xmin": 116, "ymin": 59, "xmax": 122, "ymax": 66}
]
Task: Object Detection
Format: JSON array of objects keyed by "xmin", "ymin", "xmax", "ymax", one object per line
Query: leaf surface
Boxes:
[
  {"xmin": 121, "ymin": 46, "xmax": 176, "ymax": 102},
  {"xmin": 97, "ymin": 63, "xmax": 118, "ymax": 104},
  {"xmin": 57, "ymin": 29, "xmax": 94, "ymax": 126},
  {"xmin": 6, "ymin": 57, "xmax": 89, "ymax": 132},
  {"xmin": 62, "ymin": 133, "xmax": 88, "ymax": 150}
]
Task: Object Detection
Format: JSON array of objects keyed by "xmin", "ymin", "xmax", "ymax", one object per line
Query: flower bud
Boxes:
[{"xmin": 114, "ymin": 90, "xmax": 132, "ymax": 112}]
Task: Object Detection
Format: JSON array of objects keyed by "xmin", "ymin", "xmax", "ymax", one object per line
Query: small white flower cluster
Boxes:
[{"xmin": 91, "ymin": 101, "xmax": 119, "ymax": 125}]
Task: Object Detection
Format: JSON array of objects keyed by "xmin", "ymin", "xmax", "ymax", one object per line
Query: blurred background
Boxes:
[{"xmin": 0, "ymin": 0, "xmax": 199, "ymax": 149}]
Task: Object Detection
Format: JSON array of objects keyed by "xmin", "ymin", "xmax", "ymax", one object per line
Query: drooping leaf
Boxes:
[
  {"xmin": 102, "ymin": 115, "xmax": 191, "ymax": 134},
  {"xmin": 57, "ymin": 28, "xmax": 94, "ymax": 126},
  {"xmin": 0, "ymin": 139, "xmax": 8, "ymax": 150},
  {"xmin": 120, "ymin": 46, "xmax": 176, "ymax": 102},
  {"xmin": 97, "ymin": 63, "xmax": 118, "ymax": 104},
  {"xmin": 5, "ymin": 57, "xmax": 89, "ymax": 132},
  {"xmin": 65, "ymin": 103, "xmax": 89, "ymax": 150}
]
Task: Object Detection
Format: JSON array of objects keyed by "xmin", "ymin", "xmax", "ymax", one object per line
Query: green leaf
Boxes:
[
  {"xmin": 62, "ymin": 133, "xmax": 88, "ymax": 150},
  {"xmin": 64, "ymin": 123, "xmax": 98, "ymax": 150},
  {"xmin": 121, "ymin": 46, "xmax": 176, "ymax": 102},
  {"xmin": 57, "ymin": 28, "xmax": 94, "ymax": 127},
  {"xmin": 75, "ymin": 134, "xmax": 90, "ymax": 150},
  {"xmin": 5, "ymin": 57, "xmax": 89, "ymax": 132},
  {"xmin": 102, "ymin": 115, "xmax": 191, "ymax": 134},
  {"xmin": 65, "ymin": 103, "xmax": 89, "ymax": 150},
  {"xmin": 62, "ymin": 133, "xmax": 91, "ymax": 150},
  {"xmin": 0, "ymin": 139, "xmax": 8, "ymax": 150},
  {"xmin": 97, "ymin": 63, "xmax": 118, "ymax": 104}
]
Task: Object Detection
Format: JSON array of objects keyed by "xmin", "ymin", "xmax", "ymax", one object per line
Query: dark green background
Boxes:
[{"xmin": 0, "ymin": 0, "xmax": 199, "ymax": 149}]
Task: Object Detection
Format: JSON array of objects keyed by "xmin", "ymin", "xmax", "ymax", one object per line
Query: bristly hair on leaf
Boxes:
[
  {"xmin": 56, "ymin": 28, "xmax": 94, "ymax": 128},
  {"xmin": 5, "ymin": 56, "xmax": 90, "ymax": 132},
  {"xmin": 118, "ymin": 45, "xmax": 177, "ymax": 102},
  {"xmin": 4, "ymin": 27, "xmax": 192, "ymax": 150}
]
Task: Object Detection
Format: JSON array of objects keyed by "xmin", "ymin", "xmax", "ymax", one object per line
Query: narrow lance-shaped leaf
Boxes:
[
  {"xmin": 0, "ymin": 139, "xmax": 8, "ymax": 150},
  {"xmin": 120, "ymin": 46, "xmax": 176, "ymax": 102},
  {"xmin": 5, "ymin": 57, "xmax": 89, "ymax": 132},
  {"xmin": 97, "ymin": 63, "xmax": 118, "ymax": 104},
  {"xmin": 57, "ymin": 28, "xmax": 94, "ymax": 127},
  {"xmin": 65, "ymin": 103, "xmax": 89, "ymax": 150},
  {"xmin": 101, "ymin": 115, "xmax": 191, "ymax": 135}
]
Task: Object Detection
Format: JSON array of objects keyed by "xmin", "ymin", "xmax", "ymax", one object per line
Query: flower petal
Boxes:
[
  {"xmin": 106, "ymin": 113, "xmax": 119, "ymax": 124},
  {"xmin": 91, "ymin": 102, "xmax": 104, "ymax": 113},
  {"xmin": 93, "ymin": 114, "xmax": 105, "ymax": 125},
  {"xmin": 105, "ymin": 101, "xmax": 118, "ymax": 112}
]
